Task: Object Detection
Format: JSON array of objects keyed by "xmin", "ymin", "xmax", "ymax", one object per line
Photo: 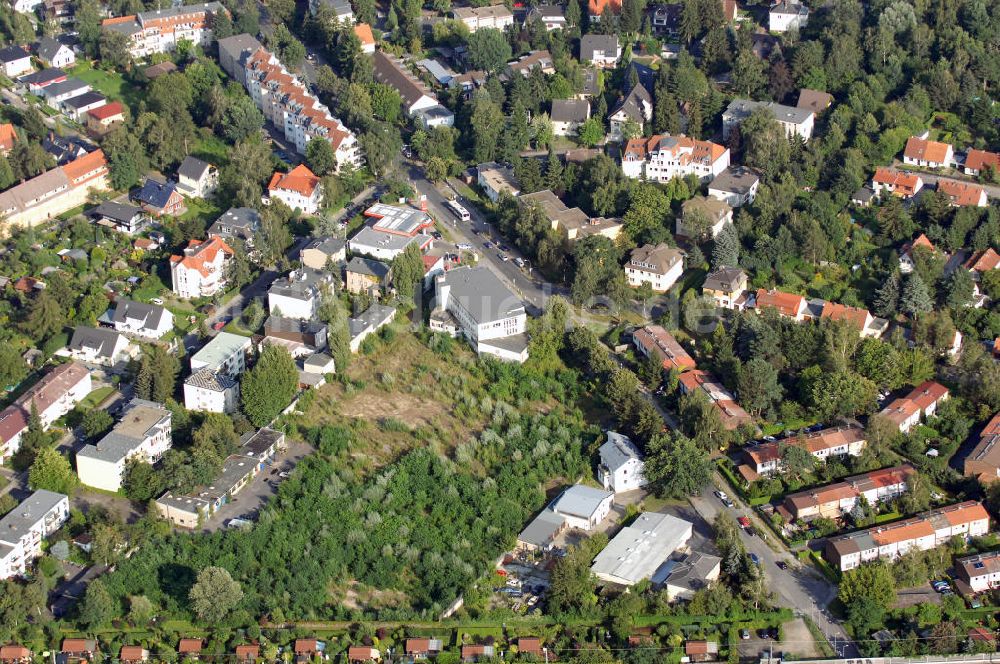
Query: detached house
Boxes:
[
  {"xmin": 609, "ymin": 83, "xmax": 653, "ymax": 142},
  {"xmin": 525, "ymin": 5, "xmax": 566, "ymax": 30},
  {"xmin": 820, "ymin": 302, "xmax": 888, "ymax": 338},
  {"xmin": 937, "ymin": 180, "xmax": 988, "ymax": 208},
  {"xmin": 899, "ymin": 233, "xmax": 938, "ymax": 274},
  {"xmin": 580, "ymin": 34, "xmax": 620, "ymax": 68},
  {"xmin": 0, "ymin": 123, "xmax": 16, "ymax": 155},
  {"xmin": 86, "ymin": 101, "xmax": 126, "ymax": 137},
  {"xmin": 301, "ymin": 236, "xmax": 346, "ymax": 270},
  {"xmin": 702, "ymin": 267, "xmax": 749, "ymax": 309},
  {"xmin": 769, "ymin": 0, "xmax": 808, "ymax": 32},
  {"xmin": 598, "ymin": 431, "xmax": 646, "ymax": 493},
  {"xmin": 0, "ymin": 646, "xmax": 32, "ymax": 664},
  {"xmin": 268, "ymin": 267, "xmax": 334, "ymax": 320},
  {"xmin": 550, "ymin": 99, "xmax": 590, "ymax": 136},
  {"xmin": 476, "ymin": 162, "xmax": 520, "ymax": 201},
  {"xmin": 107, "ymin": 298, "xmax": 174, "ymax": 339},
  {"xmin": 964, "ymin": 149, "xmax": 1000, "ymax": 177},
  {"xmin": 754, "ymin": 288, "xmax": 807, "ymax": 320},
  {"xmin": 879, "ymin": 381, "xmax": 950, "ymax": 433},
  {"xmin": 268, "ymin": 164, "xmax": 323, "ymax": 214},
  {"xmin": 88, "ymin": 200, "xmax": 147, "ymax": 235},
  {"xmin": 404, "ymin": 639, "xmax": 443, "ymax": 659},
  {"xmin": 184, "ymin": 369, "xmax": 239, "ymax": 414},
  {"xmin": 35, "ymin": 36, "xmax": 75, "ymax": 68},
  {"xmin": 134, "ymin": 178, "xmax": 185, "ymax": 217},
  {"xmin": 177, "ymin": 156, "xmax": 219, "ymax": 199},
  {"xmin": 956, "ymin": 550, "xmax": 1000, "ymax": 593},
  {"xmin": 678, "ymin": 196, "xmax": 732, "ymax": 239},
  {"xmin": 345, "ymin": 257, "xmax": 391, "ymax": 294},
  {"xmin": 64, "ymin": 326, "xmax": 134, "ymax": 366},
  {"xmin": 551, "ymin": 484, "xmax": 614, "ymax": 530},
  {"xmin": 625, "ymin": 243, "xmax": 684, "ymax": 292},
  {"xmin": 708, "ymin": 167, "xmax": 760, "ymax": 207},
  {"xmin": 60, "ymin": 640, "xmax": 97, "ymax": 664},
  {"xmin": 170, "ymin": 236, "xmax": 234, "ymax": 299},
  {"xmin": 451, "ymin": 5, "xmax": 514, "ymax": 32},
  {"xmin": 903, "ymin": 135, "xmax": 954, "ymax": 169},
  {"xmin": 722, "ymin": 99, "xmax": 814, "ymax": 141},
  {"xmin": 0, "ymin": 46, "xmax": 32, "ymax": 78}
]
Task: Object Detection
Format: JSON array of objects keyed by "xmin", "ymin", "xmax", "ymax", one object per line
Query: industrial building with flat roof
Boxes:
[{"xmin": 590, "ymin": 512, "xmax": 694, "ymax": 586}]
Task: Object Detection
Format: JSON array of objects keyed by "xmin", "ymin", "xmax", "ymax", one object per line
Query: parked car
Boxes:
[
  {"xmin": 714, "ymin": 490, "xmax": 735, "ymax": 508},
  {"xmin": 740, "ymin": 629, "xmax": 750, "ymax": 640},
  {"xmin": 749, "ymin": 553, "xmax": 761, "ymax": 566},
  {"xmin": 763, "ymin": 435, "xmax": 777, "ymax": 442},
  {"xmin": 932, "ymin": 580, "xmax": 950, "ymax": 592},
  {"xmin": 738, "ymin": 516, "xmax": 752, "ymax": 529},
  {"xmin": 776, "ymin": 561, "xmax": 788, "ymax": 570}
]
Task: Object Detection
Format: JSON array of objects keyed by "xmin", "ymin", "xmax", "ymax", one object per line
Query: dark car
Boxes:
[{"xmin": 776, "ymin": 561, "xmax": 788, "ymax": 570}]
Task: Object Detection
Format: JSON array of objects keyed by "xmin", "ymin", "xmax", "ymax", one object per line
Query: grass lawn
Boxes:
[
  {"xmin": 79, "ymin": 386, "xmax": 116, "ymax": 410},
  {"xmin": 68, "ymin": 61, "xmax": 143, "ymax": 111},
  {"xmin": 191, "ymin": 130, "xmax": 231, "ymax": 167},
  {"xmin": 179, "ymin": 196, "xmax": 223, "ymax": 224}
]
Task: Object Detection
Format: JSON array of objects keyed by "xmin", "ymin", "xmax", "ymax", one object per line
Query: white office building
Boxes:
[{"xmin": 591, "ymin": 512, "xmax": 693, "ymax": 586}]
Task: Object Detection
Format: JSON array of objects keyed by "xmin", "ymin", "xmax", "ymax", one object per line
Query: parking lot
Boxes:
[
  {"xmin": 203, "ymin": 439, "xmax": 313, "ymax": 533},
  {"xmin": 738, "ymin": 618, "xmax": 821, "ymax": 660}
]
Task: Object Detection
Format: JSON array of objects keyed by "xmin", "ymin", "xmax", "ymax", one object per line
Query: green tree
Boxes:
[
  {"xmin": 371, "ymin": 83, "xmax": 402, "ymax": 123},
  {"xmin": 121, "ymin": 459, "xmax": 161, "ymax": 503},
  {"xmin": 80, "ymin": 579, "xmax": 114, "ymax": 628},
  {"xmin": 780, "ymin": 444, "xmax": 815, "ymax": 482},
  {"xmin": 29, "ymin": 447, "xmax": 78, "ymax": 495},
  {"xmin": 20, "ymin": 291, "xmax": 66, "ymax": 341},
  {"xmin": 546, "ymin": 535, "xmax": 607, "ymax": 615},
  {"xmin": 189, "ymin": 566, "xmax": 244, "ymax": 623},
  {"xmin": 9, "ymin": 142, "xmax": 53, "ymax": 181},
  {"xmin": 900, "ymin": 273, "xmax": 933, "ymax": 317},
  {"xmin": 91, "ymin": 523, "xmax": 125, "ymax": 566},
  {"xmin": 467, "ymin": 28, "xmax": 512, "ymax": 73},
  {"xmin": 241, "ymin": 345, "xmax": 298, "ymax": 427},
  {"xmin": 81, "ymin": 409, "xmax": 114, "ymax": 440},
  {"xmin": 577, "ymin": 117, "xmax": 605, "ymax": 147},
  {"xmin": 317, "ymin": 284, "xmax": 351, "ymax": 373},
  {"xmin": 0, "ymin": 345, "xmax": 28, "ymax": 390},
  {"xmin": 221, "ymin": 96, "xmax": 265, "ymax": 143},
  {"xmin": 128, "ymin": 595, "xmax": 156, "ymax": 625},
  {"xmin": 134, "ymin": 346, "xmax": 180, "ymax": 402},
  {"xmin": 306, "ymin": 137, "xmax": 337, "ymax": 176},
  {"xmin": 390, "ymin": 242, "xmax": 425, "ymax": 299},
  {"xmin": 873, "ymin": 271, "xmax": 901, "ymax": 318},
  {"xmin": 736, "ymin": 358, "xmax": 782, "ymax": 417},
  {"xmin": 711, "ymin": 222, "xmax": 740, "ymax": 270},
  {"xmin": 643, "ymin": 431, "xmax": 712, "ymax": 498},
  {"xmin": 839, "ymin": 561, "xmax": 896, "ymax": 610},
  {"xmin": 944, "ymin": 268, "xmax": 974, "ymax": 309}
]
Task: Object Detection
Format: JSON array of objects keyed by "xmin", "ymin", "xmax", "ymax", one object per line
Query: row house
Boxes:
[
  {"xmin": 903, "ymin": 135, "xmax": 954, "ymax": 169},
  {"xmin": 218, "ymin": 35, "xmax": 362, "ymax": 171},
  {"xmin": 956, "ymin": 550, "xmax": 1000, "ymax": 594},
  {"xmin": 0, "ymin": 362, "xmax": 91, "ymax": 465},
  {"xmin": 632, "ymin": 325, "xmax": 696, "ymax": 372},
  {"xmin": 76, "ymin": 399, "xmax": 172, "ymax": 492},
  {"xmin": 963, "ymin": 411, "xmax": 1000, "ymax": 483},
  {"xmin": 872, "ymin": 167, "xmax": 924, "ymax": 199},
  {"xmin": 741, "ymin": 425, "xmax": 867, "ymax": 479},
  {"xmin": 0, "ymin": 490, "xmax": 70, "ymax": 579},
  {"xmin": 0, "ymin": 149, "xmax": 109, "ymax": 229},
  {"xmin": 102, "ymin": 2, "xmax": 228, "ymax": 57},
  {"xmin": 621, "ymin": 134, "xmax": 730, "ymax": 183},
  {"xmin": 879, "ymin": 380, "xmax": 950, "ymax": 433},
  {"xmin": 781, "ymin": 464, "xmax": 916, "ymax": 522},
  {"xmin": 825, "ymin": 501, "xmax": 989, "ymax": 572},
  {"xmin": 677, "ymin": 369, "xmax": 752, "ymax": 430}
]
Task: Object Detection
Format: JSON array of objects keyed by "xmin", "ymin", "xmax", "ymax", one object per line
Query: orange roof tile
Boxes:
[
  {"xmin": 965, "ymin": 248, "xmax": 1000, "ymax": 273},
  {"xmin": 87, "ymin": 101, "xmax": 124, "ymax": 121},
  {"xmin": 942, "ymin": 501, "xmax": 989, "ymax": 526},
  {"xmin": 269, "ymin": 164, "xmax": 320, "ymax": 197},
  {"xmin": 909, "ymin": 380, "xmax": 949, "ymax": 411},
  {"xmin": 904, "ymin": 136, "xmax": 952, "ymax": 164},
  {"xmin": 294, "ymin": 640, "xmax": 317, "ymax": 654},
  {"xmin": 937, "ymin": 179, "xmax": 986, "ymax": 207},
  {"xmin": 588, "ymin": 0, "xmax": 621, "ymax": 15},
  {"xmin": 178, "ymin": 640, "xmax": 202, "ymax": 654},
  {"xmin": 235, "ymin": 645, "xmax": 259, "ymax": 661},
  {"xmin": 120, "ymin": 647, "xmax": 145, "ymax": 661},
  {"xmin": 871, "ymin": 519, "xmax": 935, "ymax": 546},
  {"xmin": 966, "ymin": 149, "xmax": 1000, "ymax": 173},
  {"xmin": 820, "ymin": 302, "xmax": 871, "ymax": 330},
  {"xmin": 873, "ymin": 167, "xmax": 922, "ymax": 196},
  {"xmin": 62, "ymin": 149, "xmax": 108, "ymax": 185},
  {"xmin": 354, "ymin": 23, "xmax": 375, "ymax": 46},
  {"xmin": 903, "ymin": 233, "xmax": 937, "ymax": 256},
  {"xmin": 0, "ymin": 123, "xmax": 16, "ymax": 152},
  {"xmin": 755, "ymin": 288, "xmax": 805, "ymax": 318},
  {"xmin": 169, "ymin": 237, "xmax": 234, "ymax": 277},
  {"xmin": 0, "ymin": 646, "xmax": 30, "ymax": 661}
]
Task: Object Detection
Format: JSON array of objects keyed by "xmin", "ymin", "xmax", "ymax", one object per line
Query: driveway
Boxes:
[
  {"xmin": 201, "ymin": 439, "xmax": 313, "ymax": 532},
  {"xmin": 690, "ymin": 482, "xmax": 858, "ymax": 658}
]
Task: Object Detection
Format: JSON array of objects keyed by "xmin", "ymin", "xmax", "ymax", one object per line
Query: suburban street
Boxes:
[
  {"xmin": 892, "ymin": 159, "xmax": 1000, "ymax": 199},
  {"xmin": 690, "ymin": 484, "xmax": 858, "ymax": 659}
]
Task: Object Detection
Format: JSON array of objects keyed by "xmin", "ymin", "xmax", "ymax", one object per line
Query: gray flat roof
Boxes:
[
  {"xmin": 591, "ymin": 512, "xmax": 693, "ymax": 585},
  {"xmin": 190, "ymin": 332, "xmax": 250, "ymax": 370},
  {"xmin": 77, "ymin": 399, "xmax": 170, "ymax": 463},
  {"xmin": 438, "ymin": 266, "xmax": 524, "ymax": 326},
  {"xmin": 239, "ymin": 427, "xmax": 283, "ymax": 458},
  {"xmin": 348, "ymin": 225, "xmax": 424, "ymax": 255},
  {"xmin": 517, "ymin": 509, "xmax": 566, "ymax": 547},
  {"xmin": 0, "ymin": 490, "xmax": 67, "ymax": 543},
  {"xmin": 724, "ymin": 99, "xmax": 813, "ymax": 125},
  {"xmin": 551, "ymin": 484, "xmax": 613, "ymax": 519}
]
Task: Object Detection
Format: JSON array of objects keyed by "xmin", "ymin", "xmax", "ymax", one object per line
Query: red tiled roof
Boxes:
[
  {"xmin": 820, "ymin": 302, "xmax": 871, "ymax": 330},
  {"xmin": 268, "ymin": 164, "xmax": 320, "ymax": 197},
  {"xmin": 87, "ymin": 101, "xmax": 124, "ymax": 121},
  {"xmin": 588, "ymin": 0, "xmax": 621, "ymax": 16},
  {"xmin": 354, "ymin": 23, "xmax": 374, "ymax": 46},
  {"xmin": 518, "ymin": 639, "xmax": 542, "ymax": 656},
  {"xmin": 235, "ymin": 645, "xmax": 259, "ymax": 661},
  {"xmin": 61, "ymin": 640, "xmax": 95, "ymax": 653},
  {"xmin": 405, "ymin": 640, "xmax": 429, "ymax": 655},
  {"xmin": 965, "ymin": 248, "xmax": 1000, "ymax": 273},
  {"xmin": 965, "ymin": 149, "xmax": 999, "ymax": 173},
  {"xmin": 755, "ymin": 288, "xmax": 805, "ymax": 318},
  {"xmin": 347, "ymin": 647, "xmax": 377, "ymax": 662},
  {"xmin": 178, "ymin": 640, "xmax": 202, "ymax": 654},
  {"xmin": 904, "ymin": 136, "xmax": 952, "ymax": 163},
  {"xmin": 903, "ymin": 233, "xmax": 937, "ymax": 256},
  {"xmin": 62, "ymin": 149, "xmax": 108, "ymax": 185},
  {"xmin": 633, "ymin": 325, "xmax": 696, "ymax": 371},
  {"xmin": 873, "ymin": 168, "xmax": 922, "ymax": 196},
  {"xmin": 294, "ymin": 640, "xmax": 317, "ymax": 654},
  {"xmin": 0, "ymin": 123, "xmax": 16, "ymax": 153},
  {"xmin": 937, "ymin": 179, "xmax": 986, "ymax": 207},
  {"xmin": 0, "ymin": 646, "xmax": 30, "ymax": 661},
  {"xmin": 969, "ymin": 627, "xmax": 995, "ymax": 643},
  {"xmin": 169, "ymin": 237, "xmax": 234, "ymax": 277},
  {"xmin": 909, "ymin": 381, "xmax": 949, "ymax": 410},
  {"xmin": 120, "ymin": 647, "xmax": 145, "ymax": 662}
]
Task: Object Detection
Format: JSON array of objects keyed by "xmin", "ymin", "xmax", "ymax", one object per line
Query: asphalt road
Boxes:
[
  {"xmin": 892, "ymin": 160, "xmax": 1000, "ymax": 199},
  {"xmin": 690, "ymin": 482, "xmax": 859, "ymax": 659}
]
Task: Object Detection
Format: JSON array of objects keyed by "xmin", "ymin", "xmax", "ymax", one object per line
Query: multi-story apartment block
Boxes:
[
  {"xmin": 102, "ymin": 3, "xmax": 227, "ymax": 58},
  {"xmin": 625, "ymin": 243, "xmax": 685, "ymax": 292},
  {"xmin": 189, "ymin": 332, "xmax": 251, "ymax": 377},
  {"xmin": 621, "ymin": 134, "xmax": 730, "ymax": 183},
  {"xmin": 825, "ymin": 501, "xmax": 989, "ymax": 571},
  {"xmin": 169, "ymin": 236, "xmax": 234, "ymax": 299},
  {"xmin": 431, "ymin": 267, "xmax": 529, "ymax": 363},
  {"xmin": 722, "ymin": 100, "xmax": 814, "ymax": 141},
  {"xmin": 183, "ymin": 369, "xmax": 239, "ymax": 414},
  {"xmin": 0, "ymin": 490, "xmax": 70, "ymax": 579},
  {"xmin": 0, "ymin": 362, "xmax": 92, "ymax": 465},
  {"xmin": 218, "ymin": 34, "xmax": 362, "ymax": 171},
  {"xmin": 268, "ymin": 267, "xmax": 335, "ymax": 320},
  {"xmin": 76, "ymin": 399, "xmax": 172, "ymax": 492}
]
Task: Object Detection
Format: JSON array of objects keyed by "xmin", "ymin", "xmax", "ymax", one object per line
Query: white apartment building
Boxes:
[
  {"xmin": 268, "ymin": 267, "xmax": 334, "ymax": 320},
  {"xmin": 769, "ymin": 0, "xmax": 808, "ymax": 32},
  {"xmin": 0, "ymin": 362, "xmax": 92, "ymax": 465},
  {"xmin": 183, "ymin": 369, "xmax": 239, "ymax": 414},
  {"xmin": 722, "ymin": 100, "xmax": 814, "ymax": 141},
  {"xmin": 625, "ymin": 243, "xmax": 685, "ymax": 292},
  {"xmin": 0, "ymin": 490, "xmax": 70, "ymax": 579},
  {"xmin": 621, "ymin": 134, "xmax": 729, "ymax": 183},
  {"xmin": 431, "ymin": 267, "xmax": 529, "ymax": 363},
  {"xmin": 189, "ymin": 332, "xmax": 251, "ymax": 376},
  {"xmin": 597, "ymin": 431, "xmax": 646, "ymax": 493},
  {"xmin": 169, "ymin": 236, "xmax": 234, "ymax": 299},
  {"xmin": 76, "ymin": 399, "xmax": 172, "ymax": 492},
  {"xmin": 451, "ymin": 5, "xmax": 514, "ymax": 32},
  {"xmin": 102, "ymin": 3, "xmax": 227, "ymax": 58},
  {"xmin": 267, "ymin": 165, "xmax": 323, "ymax": 215}
]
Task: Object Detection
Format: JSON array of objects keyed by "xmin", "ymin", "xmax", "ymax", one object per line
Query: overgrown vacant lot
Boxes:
[{"xmin": 303, "ymin": 330, "xmax": 521, "ymax": 466}]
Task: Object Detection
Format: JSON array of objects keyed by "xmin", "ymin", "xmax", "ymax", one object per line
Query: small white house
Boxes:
[
  {"xmin": 597, "ymin": 431, "xmax": 646, "ymax": 493},
  {"xmin": 108, "ymin": 298, "xmax": 174, "ymax": 340},
  {"xmin": 176, "ymin": 156, "xmax": 219, "ymax": 199},
  {"xmin": 0, "ymin": 45, "xmax": 32, "ymax": 77},
  {"xmin": 36, "ymin": 37, "xmax": 75, "ymax": 68},
  {"xmin": 551, "ymin": 484, "xmax": 614, "ymax": 530},
  {"xmin": 64, "ymin": 326, "xmax": 134, "ymax": 366},
  {"xmin": 769, "ymin": 0, "xmax": 808, "ymax": 32}
]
